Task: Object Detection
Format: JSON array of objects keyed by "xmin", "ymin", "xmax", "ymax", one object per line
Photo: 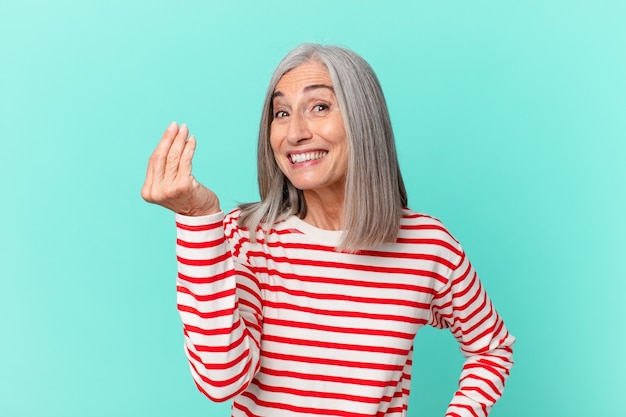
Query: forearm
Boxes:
[
  {"xmin": 445, "ymin": 337, "xmax": 514, "ymax": 416},
  {"xmin": 434, "ymin": 252, "xmax": 515, "ymax": 416}
]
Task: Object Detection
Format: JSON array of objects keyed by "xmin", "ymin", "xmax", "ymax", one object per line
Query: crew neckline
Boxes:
[{"xmin": 282, "ymin": 215, "xmax": 344, "ymax": 246}]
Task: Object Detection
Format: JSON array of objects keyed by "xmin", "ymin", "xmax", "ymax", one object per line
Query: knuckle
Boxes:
[
  {"xmin": 165, "ymin": 153, "xmax": 179, "ymax": 164},
  {"xmin": 149, "ymin": 150, "xmax": 165, "ymax": 161},
  {"xmin": 162, "ymin": 184, "xmax": 181, "ymax": 199},
  {"xmin": 140, "ymin": 188, "xmax": 153, "ymax": 203}
]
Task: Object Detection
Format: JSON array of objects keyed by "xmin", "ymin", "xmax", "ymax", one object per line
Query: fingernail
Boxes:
[
  {"xmin": 167, "ymin": 121, "xmax": 177, "ymax": 130},
  {"xmin": 180, "ymin": 123, "xmax": 187, "ymax": 131}
]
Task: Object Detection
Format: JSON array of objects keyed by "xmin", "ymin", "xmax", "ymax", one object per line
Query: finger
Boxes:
[
  {"xmin": 150, "ymin": 121, "xmax": 179, "ymax": 181},
  {"xmin": 142, "ymin": 151, "xmax": 159, "ymax": 201},
  {"xmin": 178, "ymin": 134, "xmax": 196, "ymax": 178},
  {"xmin": 164, "ymin": 123, "xmax": 189, "ymax": 179},
  {"xmin": 143, "ymin": 122, "xmax": 178, "ymax": 202},
  {"xmin": 141, "ymin": 165, "xmax": 154, "ymax": 202}
]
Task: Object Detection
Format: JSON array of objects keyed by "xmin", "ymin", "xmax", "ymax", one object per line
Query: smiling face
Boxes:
[{"xmin": 270, "ymin": 61, "xmax": 348, "ymax": 200}]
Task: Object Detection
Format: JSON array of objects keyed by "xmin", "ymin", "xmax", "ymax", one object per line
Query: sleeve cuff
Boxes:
[{"xmin": 175, "ymin": 211, "xmax": 225, "ymax": 226}]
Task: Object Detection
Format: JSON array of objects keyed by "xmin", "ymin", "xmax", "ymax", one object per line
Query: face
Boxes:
[{"xmin": 270, "ymin": 61, "xmax": 348, "ymax": 198}]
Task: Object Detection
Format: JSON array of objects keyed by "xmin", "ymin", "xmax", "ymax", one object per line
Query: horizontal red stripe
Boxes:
[
  {"xmin": 460, "ymin": 373, "xmax": 501, "ymax": 398},
  {"xmin": 263, "ymin": 334, "xmax": 409, "ymax": 356},
  {"xmin": 399, "ymin": 222, "xmax": 448, "ymax": 232},
  {"xmin": 254, "ymin": 239, "xmax": 456, "ymax": 269},
  {"xmin": 239, "ymin": 296, "xmax": 263, "ymax": 317},
  {"xmin": 264, "ymin": 317, "xmax": 414, "ymax": 339},
  {"xmin": 176, "ymin": 220, "xmax": 222, "ymax": 232},
  {"xmin": 260, "ymin": 284, "xmax": 431, "ymax": 309},
  {"xmin": 254, "ymin": 265, "xmax": 441, "ymax": 293},
  {"xmin": 177, "ymin": 269, "xmax": 233, "ymax": 284},
  {"xmin": 453, "ymin": 301, "xmax": 493, "ymax": 334},
  {"xmin": 263, "ymin": 350, "xmax": 404, "ymax": 372},
  {"xmin": 462, "ymin": 364, "xmax": 506, "ymax": 386},
  {"xmin": 458, "ymin": 320, "xmax": 503, "ymax": 349},
  {"xmin": 241, "ymin": 317, "xmax": 262, "ymax": 337},
  {"xmin": 463, "ymin": 385, "xmax": 496, "ymax": 403},
  {"xmin": 188, "ymin": 349, "xmax": 253, "ymax": 389},
  {"xmin": 177, "ymin": 236, "xmax": 225, "ymax": 248},
  {"xmin": 401, "ymin": 212, "xmax": 433, "ymax": 220},
  {"xmin": 239, "ymin": 391, "xmax": 374, "ymax": 417},
  {"xmin": 439, "ymin": 297, "xmax": 491, "ymax": 332},
  {"xmin": 189, "ymin": 348, "xmax": 251, "ymax": 371},
  {"xmin": 264, "ymin": 301, "xmax": 427, "ymax": 325},
  {"xmin": 449, "ymin": 402, "xmax": 480, "ymax": 417},
  {"xmin": 396, "ymin": 238, "xmax": 461, "ymax": 256},
  {"xmin": 259, "ymin": 367, "xmax": 392, "ymax": 388},
  {"xmin": 177, "ymin": 285, "xmax": 235, "ymax": 302},
  {"xmin": 183, "ymin": 321, "xmax": 240, "ymax": 337},
  {"xmin": 251, "ymin": 379, "xmax": 393, "ymax": 404},
  {"xmin": 379, "ymin": 406, "xmax": 407, "ymax": 416},
  {"xmin": 178, "ymin": 304, "xmax": 236, "ymax": 320},
  {"xmin": 250, "ymin": 253, "xmax": 449, "ymax": 284},
  {"xmin": 186, "ymin": 330, "xmax": 246, "ymax": 353},
  {"xmin": 359, "ymin": 249, "xmax": 456, "ymax": 268},
  {"xmin": 177, "ymin": 250, "xmax": 231, "ymax": 266}
]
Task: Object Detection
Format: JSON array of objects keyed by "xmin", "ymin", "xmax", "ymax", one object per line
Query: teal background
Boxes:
[{"xmin": 1, "ymin": 0, "xmax": 624, "ymax": 416}]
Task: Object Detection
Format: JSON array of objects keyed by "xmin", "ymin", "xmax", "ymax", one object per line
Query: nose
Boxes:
[{"xmin": 286, "ymin": 112, "xmax": 312, "ymax": 145}]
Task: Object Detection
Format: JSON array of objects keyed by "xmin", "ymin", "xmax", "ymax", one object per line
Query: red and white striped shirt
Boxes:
[{"xmin": 175, "ymin": 208, "xmax": 514, "ymax": 417}]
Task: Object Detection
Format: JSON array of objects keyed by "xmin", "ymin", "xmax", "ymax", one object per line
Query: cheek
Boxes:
[
  {"xmin": 322, "ymin": 117, "xmax": 347, "ymax": 145},
  {"xmin": 268, "ymin": 136, "xmax": 285, "ymax": 168}
]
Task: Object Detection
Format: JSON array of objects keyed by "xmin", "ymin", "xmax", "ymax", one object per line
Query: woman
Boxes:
[{"xmin": 142, "ymin": 44, "xmax": 514, "ymax": 417}]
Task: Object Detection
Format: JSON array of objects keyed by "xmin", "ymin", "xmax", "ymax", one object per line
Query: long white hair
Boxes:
[{"xmin": 239, "ymin": 44, "xmax": 407, "ymax": 251}]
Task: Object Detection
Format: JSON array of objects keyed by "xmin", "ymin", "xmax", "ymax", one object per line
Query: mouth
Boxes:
[{"xmin": 288, "ymin": 151, "xmax": 328, "ymax": 164}]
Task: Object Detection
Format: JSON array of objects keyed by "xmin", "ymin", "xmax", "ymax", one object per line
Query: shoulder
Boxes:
[
  {"xmin": 399, "ymin": 208, "xmax": 456, "ymax": 236},
  {"xmin": 224, "ymin": 207, "xmax": 243, "ymax": 226},
  {"xmin": 399, "ymin": 208, "xmax": 463, "ymax": 260},
  {"xmin": 221, "ymin": 208, "xmax": 250, "ymax": 242},
  {"xmin": 223, "ymin": 207, "xmax": 292, "ymax": 244}
]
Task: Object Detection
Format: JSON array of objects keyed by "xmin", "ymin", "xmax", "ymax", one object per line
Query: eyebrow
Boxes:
[{"xmin": 272, "ymin": 84, "xmax": 334, "ymax": 99}]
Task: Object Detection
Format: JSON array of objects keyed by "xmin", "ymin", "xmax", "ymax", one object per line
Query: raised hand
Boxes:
[{"xmin": 141, "ymin": 122, "xmax": 220, "ymax": 216}]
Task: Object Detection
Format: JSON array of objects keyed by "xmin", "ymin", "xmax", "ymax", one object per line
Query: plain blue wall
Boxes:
[{"xmin": 1, "ymin": 1, "xmax": 624, "ymax": 416}]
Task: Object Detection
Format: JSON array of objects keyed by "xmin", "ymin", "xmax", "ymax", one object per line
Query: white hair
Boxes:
[{"xmin": 239, "ymin": 44, "xmax": 407, "ymax": 251}]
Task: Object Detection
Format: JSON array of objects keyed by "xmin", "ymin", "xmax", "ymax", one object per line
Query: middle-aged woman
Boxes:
[{"xmin": 142, "ymin": 43, "xmax": 515, "ymax": 417}]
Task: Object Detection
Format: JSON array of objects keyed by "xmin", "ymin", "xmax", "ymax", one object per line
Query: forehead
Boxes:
[{"xmin": 274, "ymin": 61, "xmax": 333, "ymax": 94}]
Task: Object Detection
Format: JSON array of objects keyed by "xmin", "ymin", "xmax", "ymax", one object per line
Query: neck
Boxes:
[{"xmin": 302, "ymin": 188, "xmax": 345, "ymax": 231}]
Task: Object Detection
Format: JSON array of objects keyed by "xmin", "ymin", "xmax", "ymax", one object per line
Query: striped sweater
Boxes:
[{"xmin": 175, "ymin": 208, "xmax": 514, "ymax": 417}]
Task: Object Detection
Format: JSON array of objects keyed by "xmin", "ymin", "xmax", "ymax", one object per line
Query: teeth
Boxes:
[{"xmin": 290, "ymin": 151, "xmax": 327, "ymax": 164}]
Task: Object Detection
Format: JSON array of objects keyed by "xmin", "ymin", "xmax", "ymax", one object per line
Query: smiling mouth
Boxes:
[{"xmin": 289, "ymin": 151, "xmax": 327, "ymax": 164}]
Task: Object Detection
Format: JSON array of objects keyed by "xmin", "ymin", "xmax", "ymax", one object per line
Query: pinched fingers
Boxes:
[
  {"xmin": 179, "ymin": 134, "xmax": 196, "ymax": 178},
  {"xmin": 141, "ymin": 122, "xmax": 217, "ymax": 216},
  {"xmin": 142, "ymin": 122, "xmax": 178, "ymax": 203},
  {"xmin": 148, "ymin": 121, "xmax": 180, "ymax": 182},
  {"xmin": 164, "ymin": 123, "xmax": 190, "ymax": 180}
]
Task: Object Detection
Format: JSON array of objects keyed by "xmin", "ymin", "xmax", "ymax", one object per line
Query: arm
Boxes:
[
  {"xmin": 176, "ymin": 211, "xmax": 263, "ymax": 401},
  {"xmin": 141, "ymin": 123, "xmax": 262, "ymax": 399},
  {"xmin": 429, "ymin": 251, "xmax": 515, "ymax": 417}
]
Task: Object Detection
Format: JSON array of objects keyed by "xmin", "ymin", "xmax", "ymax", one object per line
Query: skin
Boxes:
[
  {"xmin": 142, "ymin": 61, "xmax": 349, "ymax": 231},
  {"xmin": 271, "ymin": 61, "xmax": 348, "ymax": 230},
  {"xmin": 141, "ymin": 122, "xmax": 219, "ymax": 216}
]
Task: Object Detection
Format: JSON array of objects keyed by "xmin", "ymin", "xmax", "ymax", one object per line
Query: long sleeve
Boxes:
[
  {"xmin": 429, "ymin": 250, "xmax": 515, "ymax": 417},
  {"xmin": 175, "ymin": 211, "xmax": 263, "ymax": 401}
]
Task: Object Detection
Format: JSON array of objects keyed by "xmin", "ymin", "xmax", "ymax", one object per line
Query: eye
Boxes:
[
  {"xmin": 313, "ymin": 103, "xmax": 329, "ymax": 112},
  {"xmin": 274, "ymin": 110, "xmax": 289, "ymax": 118}
]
